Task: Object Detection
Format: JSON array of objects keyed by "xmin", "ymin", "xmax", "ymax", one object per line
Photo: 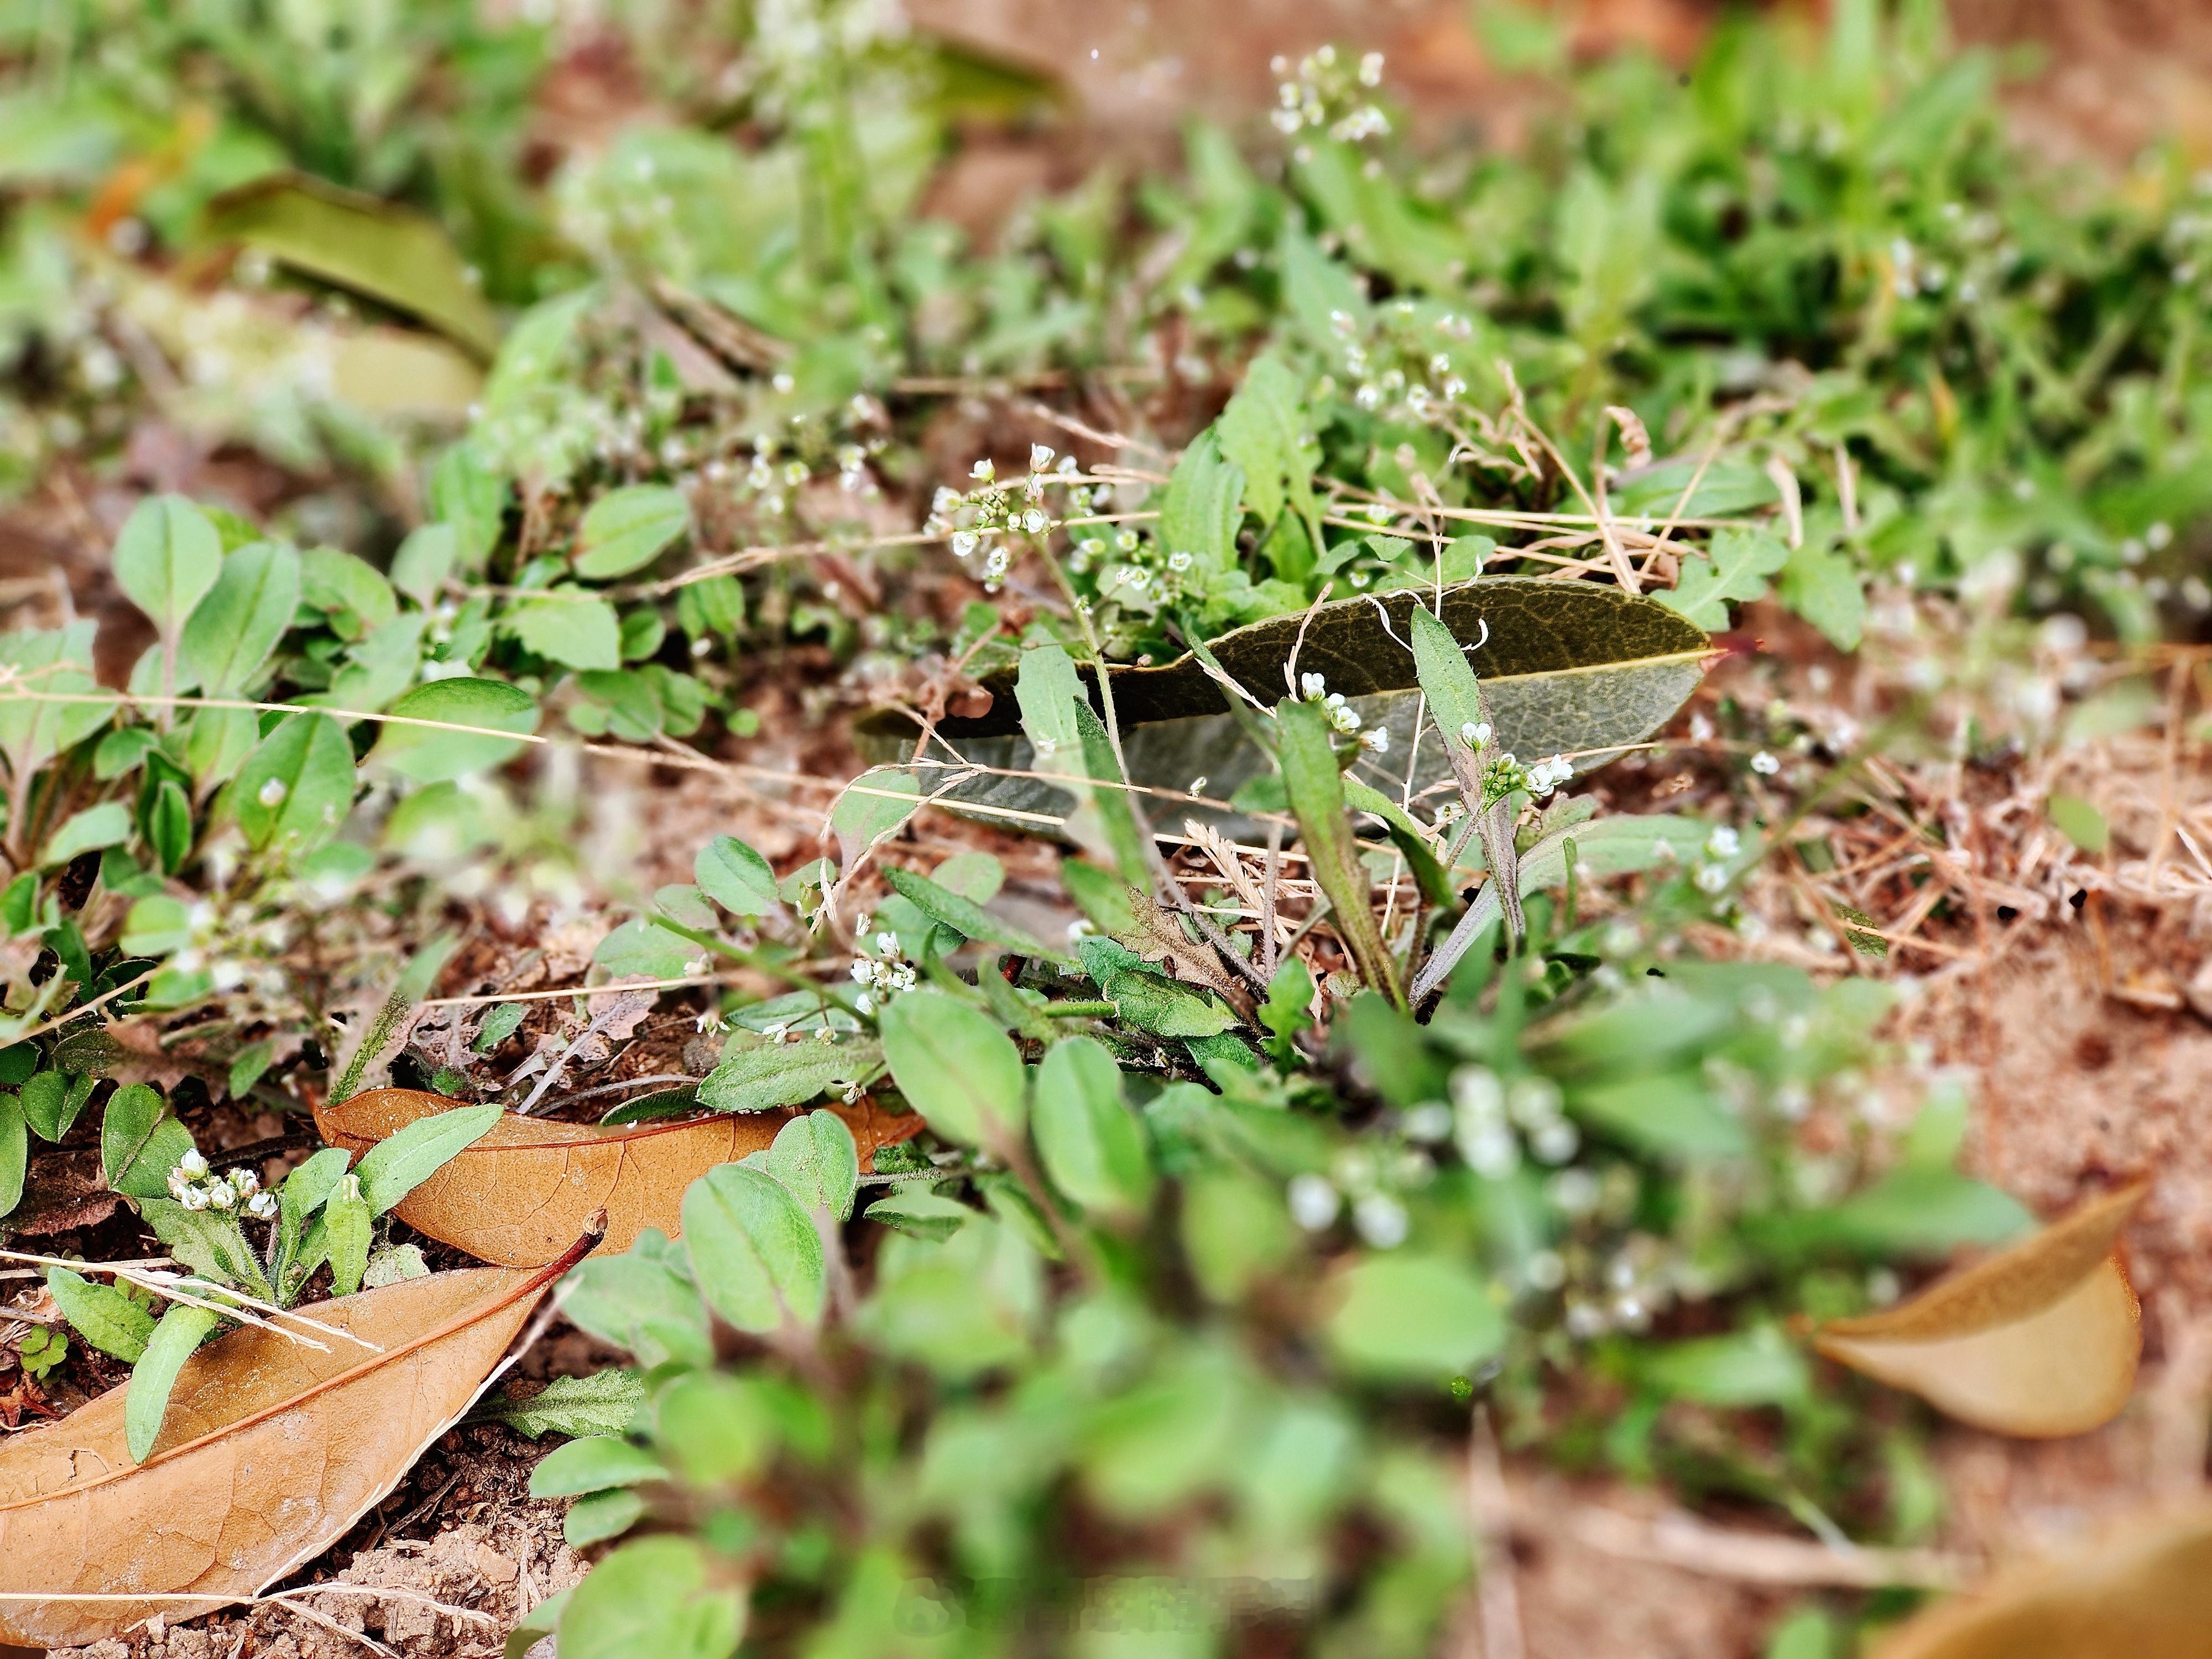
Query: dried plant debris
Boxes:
[
  {"xmin": 0, "ymin": 1241, "xmax": 589, "ymax": 1646},
  {"xmin": 1875, "ymin": 1504, "xmax": 2212, "ymax": 1659},
  {"xmin": 1815, "ymin": 1181, "xmax": 2150, "ymax": 1438},
  {"xmin": 314, "ymin": 1089, "xmax": 922, "ymax": 1267}
]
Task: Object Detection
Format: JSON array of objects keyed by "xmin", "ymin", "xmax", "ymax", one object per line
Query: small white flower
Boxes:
[
  {"xmin": 1329, "ymin": 703, "xmax": 1361, "ymax": 734},
  {"xmin": 931, "ymin": 486, "xmax": 962, "ymax": 517},
  {"xmin": 178, "ymin": 1149, "xmax": 209, "ymax": 1180},
  {"xmin": 1696, "ymin": 863, "xmax": 1731, "ymax": 894},
  {"xmin": 770, "ymin": 372, "xmax": 796, "ymax": 394},
  {"xmin": 1288, "ymin": 1173, "xmax": 1342, "ymax": 1230},
  {"xmin": 1750, "ymin": 750, "xmax": 1781, "ymax": 775},
  {"xmin": 1353, "ymin": 1192, "xmax": 1409, "ymax": 1249},
  {"xmin": 1459, "ymin": 720, "xmax": 1491, "ymax": 747},
  {"xmin": 1167, "ymin": 550, "xmax": 1193, "ymax": 572},
  {"xmin": 874, "ymin": 931, "xmax": 899, "ymax": 957},
  {"xmin": 180, "ymin": 1186, "xmax": 211, "ymax": 1212},
  {"xmin": 1358, "ymin": 726, "xmax": 1389, "ymax": 754},
  {"xmin": 970, "ymin": 458, "xmax": 996, "ymax": 483},
  {"xmin": 231, "ymin": 1168, "xmax": 259, "ymax": 1197},
  {"xmin": 1531, "ymin": 1119, "xmax": 1579, "ymax": 1165},
  {"xmin": 1705, "ymin": 825, "xmax": 1741, "ymax": 859},
  {"xmin": 762, "ymin": 1021, "xmax": 790, "ymax": 1044},
  {"xmin": 854, "ymin": 992, "xmax": 875, "ymax": 1015},
  {"xmin": 206, "ymin": 1178, "xmax": 237, "ymax": 1211},
  {"xmin": 246, "ymin": 1190, "xmax": 279, "ymax": 1220},
  {"xmin": 1029, "ymin": 443, "xmax": 1055, "ymax": 471},
  {"xmin": 257, "ymin": 776, "xmax": 288, "ymax": 807},
  {"xmin": 816, "ymin": 1026, "xmax": 839, "ymax": 1044},
  {"xmin": 950, "ymin": 530, "xmax": 979, "ymax": 559},
  {"xmin": 1301, "ymin": 671, "xmax": 1328, "ymax": 700},
  {"xmin": 1021, "ymin": 509, "xmax": 1048, "ymax": 535},
  {"xmin": 1402, "ymin": 1102, "xmax": 1453, "ymax": 1142}
]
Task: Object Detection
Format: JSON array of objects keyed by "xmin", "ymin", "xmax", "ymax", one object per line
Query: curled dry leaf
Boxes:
[
  {"xmin": 315, "ymin": 1089, "xmax": 924, "ymax": 1268},
  {"xmin": 1814, "ymin": 1180, "xmax": 2149, "ymax": 1438},
  {"xmin": 0, "ymin": 1238, "xmax": 591, "ymax": 1646},
  {"xmin": 1875, "ymin": 1502, "xmax": 2212, "ymax": 1659}
]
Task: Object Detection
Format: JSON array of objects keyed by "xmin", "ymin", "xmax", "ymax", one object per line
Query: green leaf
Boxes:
[
  {"xmin": 182, "ymin": 705, "xmax": 258, "ymax": 791},
  {"xmin": 204, "ymin": 173, "xmax": 501, "ymax": 357},
  {"xmin": 593, "ymin": 917, "xmax": 696, "ymax": 980},
  {"xmin": 125, "ymin": 1302, "xmax": 222, "ymax": 1463},
  {"xmin": 696, "ymin": 1041, "xmax": 880, "ymax": 1114},
  {"xmin": 319, "ymin": 1176, "xmax": 372, "ymax": 1295},
  {"xmin": 529, "ymin": 1434, "xmax": 665, "ymax": 1496},
  {"xmin": 1033, "ymin": 1036, "xmax": 1155, "ymax": 1223},
  {"xmin": 1259, "ymin": 957, "xmax": 1315, "ymax": 1063},
  {"xmin": 831, "ymin": 766, "xmax": 921, "ymax": 867},
  {"xmin": 119, "ymin": 893, "xmax": 191, "ymax": 957},
  {"xmin": 430, "ymin": 441, "xmax": 509, "ymax": 568},
  {"xmin": 1797, "ymin": 1167, "xmax": 2033, "ymax": 1258},
  {"xmin": 369, "ymin": 677, "xmax": 539, "ymax": 781},
  {"xmin": 112, "ymin": 495, "xmax": 223, "ymax": 644},
  {"xmin": 563, "ymin": 1232, "xmax": 714, "ymax": 1369},
  {"xmin": 1216, "ymin": 348, "xmax": 1317, "ymax": 529},
  {"xmin": 39, "ymin": 801, "xmax": 130, "ymax": 868},
  {"xmin": 0, "ymin": 1091, "xmax": 21, "ymax": 1218},
  {"xmin": 179, "ymin": 541, "xmax": 301, "ymax": 695},
  {"xmin": 1569, "ymin": 1071, "xmax": 1750, "ymax": 1160},
  {"xmin": 878, "ymin": 988, "xmax": 1026, "ymax": 1149},
  {"xmin": 390, "ymin": 522, "xmax": 458, "ymax": 608},
  {"xmin": 575, "ymin": 485, "xmax": 692, "ymax": 580},
  {"xmin": 882, "ymin": 865, "xmax": 1061, "ymax": 960},
  {"xmin": 353, "ymin": 1103, "xmax": 503, "ymax": 1214},
  {"xmin": 507, "ymin": 591, "xmax": 622, "ymax": 670},
  {"xmin": 556, "ymin": 1535, "xmax": 744, "ymax": 1659},
  {"xmin": 231, "ymin": 713, "xmax": 357, "ymax": 852},
  {"xmin": 1157, "ymin": 426, "xmax": 1245, "ymax": 580},
  {"xmin": 1102, "ymin": 969, "xmax": 1236, "ymax": 1036},
  {"xmin": 564, "ymin": 1488, "xmax": 647, "ymax": 1550},
  {"xmin": 766, "ymin": 1109, "xmax": 860, "ymax": 1220},
  {"xmin": 301, "ymin": 545, "xmax": 397, "ymax": 639},
  {"xmin": 1780, "ymin": 538, "xmax": 1865, "ymax": 650},
  {"xmin": 0, "ymin": 623, "xmax": 115, "ymax": 789},
  {"xmin": 1014, "ymin": 640, "xmax": 1086, "ymax": 759},
  {"xmin": 681, "ymin": 1163, "xmax": 827, "ymax": 1334},
  {"xmin": 45, "ymin": 1265, "xmax": 155, "ymax": 1362},
  {"xmin": 482, "ymin": 1370, "xmax": 647, "ymax": 1440},
  {"xmin": 20, "ymin": 1069, "xmax": 91, "ymax": 1140},
  {"xmin": 862, "ymin": 1187, "xmax": 975, "ymax": 1241},
  {"xmin": 2049, "ymin": 794, "xmax": 2109, "ymax": 854},
  {"xmin": 1641, "ymin": 1324, "xmax": 1809, "ymax": 1407},
  {"xmin": 1280, "ymin": 696, "xmax": 1404, "ymax": 1007},
  {"xmin": 1408, "ymin": 600, "xmax": 1487, "ymax": 749},
  {"xmin": 1657, "ymin": 524, "xmax": 1790, "ymax": 631},
  {"xmin": 1326, "ymin": 1254, "xmax": 1505, "ymax": 1379},
  {"xmin": 101, "ymin": 1084, "xmax": 193, "ymax": 1198},
  {"xmin": 695, "ymin": 835, "xmax": 779, "ymax": 917},
  {"xmin": 143, "ymin": 1200, "xmax": 270, "ymax": 1297}
]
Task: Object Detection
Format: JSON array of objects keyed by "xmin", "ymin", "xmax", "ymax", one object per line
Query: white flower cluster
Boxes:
[
  {"xmin": 168, "ymin": 1148, "xmax": 278, "ymax": 1219},
  {"xmin": 846, "ymin": 913, "xmax": 918, "ymax": 1015},
  {"xmin": 1298, "ymin": 672, "xmax": 1389, "ymax": 753},
  {"xmin": 926, "ymin": 444, "xmax": 1089, "ymax": 593},
  {"xmin": 1451, "ymin": 1066, "xmax": 1578, "ymax": 1179},
  {"xmin": 1269, "ymin": 45, "xmax": 1390, "ymax": 144},
  {"xmin": 1695, "ymin": 823, "xmax": 1741, "ymax": 895},
  {"xmin": 1286, "ymin": 1139, "xmax": 1432, "ymax": 1249}
]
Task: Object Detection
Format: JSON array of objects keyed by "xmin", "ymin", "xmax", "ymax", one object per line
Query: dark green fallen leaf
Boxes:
[{"xmin": 204, "ymin": 173, "xmax": 502, "ymax": 358}]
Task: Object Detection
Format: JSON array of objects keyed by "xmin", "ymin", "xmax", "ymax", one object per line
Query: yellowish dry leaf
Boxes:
[
  {"xmin": 1875, "ymin": 1503, "xmax": 2212, "ymax": 1659},
  {"xmin": 1815, "ymin": 1180, "xmax": 2148, "ymax": 1438},
  {"xmin": 315, "ymin": 1088, "xmax": 922, "ymax": 1267},
  {"xmin": 0, "ymin": 1244, "xmax": 585, "ymax": 1646}
]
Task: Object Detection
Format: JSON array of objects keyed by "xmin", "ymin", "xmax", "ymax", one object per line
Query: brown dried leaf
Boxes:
[
  {"xmin": 1119, "ymin": 891, "xmax": 1255, "ymax": 1017},
  {"xmin": 0, "ymin": 1245, "xmax": 584, "ymax": 1646},
  {"xmin": 315, "ymin": 1088, "xmax": 924, "ymax": 1267},
  {"xmin": 1815, "ymin": 1180, "xmax": 2149, "ymax": 1437},
  {"xmin": 1875, "ymin": 1503, "xmax": 2212, "ymax": 1659}
]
